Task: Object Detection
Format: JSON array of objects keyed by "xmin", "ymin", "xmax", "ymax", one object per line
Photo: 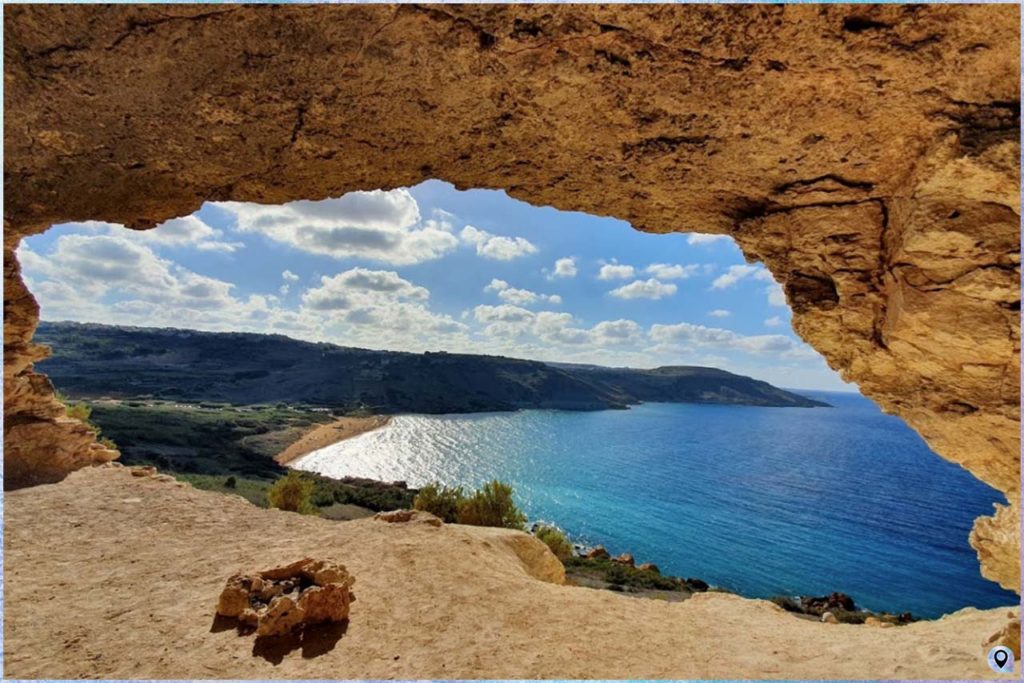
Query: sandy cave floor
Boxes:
[{"xmin": 3, "ymin": 466, "xmax": 1018, "ymax": 680}]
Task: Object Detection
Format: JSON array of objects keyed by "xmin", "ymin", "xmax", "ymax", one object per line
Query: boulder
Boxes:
[
  {"xmin": 800, "ymin": 592, "xmax": 855, "ymax": 616},
  {"xmin": 685, "ymin": 578, "xmax": 709, "ymax": 592},
  {"xmin": 585, "ymin": 546, "xmax": 609, "ymax": 560},
  {"xmin": 374, "ymin": 509, "xmax": 442, "ymax": 527},
  {"xmin": 216, "ymin": 558, "xmax": 355, "ymax": 638},
  {"xmin": 821, "ymin": 612, "xmax": 838, "ymax": 624},
  {"xmin": 612, "ymin": 553, "xmax": 635, "ymax": 567},
  {"xmin": 636, "ymin": 562, "xmax": 660, "ymax": 574},
  {"xmin": 984, "ymin": 615, "xmax": 1021, "ymax": 658}
]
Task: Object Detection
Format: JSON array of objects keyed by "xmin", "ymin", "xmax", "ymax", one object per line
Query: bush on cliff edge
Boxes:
[
  {"xmin": 534, "ymin": 524, "xmax": 573, "ymax": 562},
  {"xmin": 413, "ymin": 482, "xmax": 465, "ymax": 523},
  {"xmin": 414, "ymin": 479, "xmax": 527, "ymax": 530},
  {"xmin": 268, "ymin": 471, "xmax": 316, "ymax": 514},
  {"xmin": 456, "ymin": 480, "xmax": 527, "ymax": 530}
]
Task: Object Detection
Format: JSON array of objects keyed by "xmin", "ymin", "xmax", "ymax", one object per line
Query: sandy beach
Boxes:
[{"xmin": 274, "ymin": 415, "xmax": 391, "ymax": 466}]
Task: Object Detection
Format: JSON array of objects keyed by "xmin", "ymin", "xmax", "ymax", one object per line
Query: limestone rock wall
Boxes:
[{"xmin": 3, "ymin": 4, "xmax": 1019, "ymax": 590}]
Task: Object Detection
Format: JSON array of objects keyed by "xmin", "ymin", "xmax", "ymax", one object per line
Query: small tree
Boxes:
[
  {"xmin": 456, "ymin": 480, "xmax": 526, "ymax": 530},
  {"xmin": 534, "ymin": 524, "xmax": 573, "ymax": 562},
  {"xmin": 413, "ymin": 482, "xmax": 464, "ymax": 523},
  {"xmin": 267, "ymin": 471, "xmax": 316, "ymax": 514}
]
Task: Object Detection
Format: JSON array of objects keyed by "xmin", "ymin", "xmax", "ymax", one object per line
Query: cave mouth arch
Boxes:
[
  {"xmin": 3, "ymin": 3, "xmax": 1018, "ymax": 594},
  {"xmin": 13, "ymin": 181, "xmax": 1017, "ymax": 619}
]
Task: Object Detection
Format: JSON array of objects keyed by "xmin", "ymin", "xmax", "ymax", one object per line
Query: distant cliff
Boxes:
[{"xmin": 35, "ymin": 321, "xmax": 829, "ymax": 411}]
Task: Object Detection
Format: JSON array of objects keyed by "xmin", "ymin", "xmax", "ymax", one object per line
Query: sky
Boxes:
[{"xmin": 18, "ymin": 179, "xmax": 851, "ymax": 391}]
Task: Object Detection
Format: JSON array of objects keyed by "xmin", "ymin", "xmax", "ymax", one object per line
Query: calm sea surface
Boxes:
[{"xmin": 295, "ymin": 390, "xmax": 1017, "ymax": 618}]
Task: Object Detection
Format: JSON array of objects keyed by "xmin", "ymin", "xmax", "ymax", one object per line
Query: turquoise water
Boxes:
[{"xmin": 295, "ymin": 391, "xmax": 1018, "ymax": 618}]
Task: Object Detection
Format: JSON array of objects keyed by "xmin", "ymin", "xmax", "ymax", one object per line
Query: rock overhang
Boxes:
[{"xmin": 2, "ymin": 3, "xmax": 1019, "ymax": 591}]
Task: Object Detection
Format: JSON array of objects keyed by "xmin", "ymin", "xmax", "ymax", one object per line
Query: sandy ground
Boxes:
[
  {"xmin": 4, "ymin": 466, "xmax": 1018, "ymax": 680},
  {"xmin": 274, "ymin": 415, "xmax": 391, "ymax": 465}
]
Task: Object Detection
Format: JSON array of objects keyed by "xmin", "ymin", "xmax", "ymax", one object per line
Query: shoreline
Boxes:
[{"xmin": 274, "ymin": 414, "xmax": 392, "ymax": 466}]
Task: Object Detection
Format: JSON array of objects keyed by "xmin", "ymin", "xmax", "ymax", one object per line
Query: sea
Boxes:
[{"xmin": 294, "ymin": 390, "xmax": 1019, "ymax": 618}]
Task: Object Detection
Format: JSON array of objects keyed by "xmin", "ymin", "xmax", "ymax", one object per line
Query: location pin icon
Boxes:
[{"xmin": 995, "ymin": 649, "xmax": 1009, "ymax": 669}]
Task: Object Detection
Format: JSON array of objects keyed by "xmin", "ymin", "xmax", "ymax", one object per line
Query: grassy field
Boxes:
[{"xmin": 86, "ymin": 400, "xmax": 415, "ymax": 515}]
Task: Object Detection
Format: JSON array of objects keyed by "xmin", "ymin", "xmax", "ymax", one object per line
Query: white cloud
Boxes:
[
  {"xmin": 650, "ymin": 321, "xmax": 816, "ymax": 359},
  {"xmin": 459, "ymin": 225, "xmax": 538, "ymax": 261},
  {"xmin": 708, "ymin": 309, "xmax": 731, "ymax": 318},
  {"xmin": 302, "ymin": 268, "xmax": 428, "ymax": 311},
  {"xmin": 279, "ymin": 269, "xmax": 301, "ymax": 295},
  {"xmin": 645, "ymin": 263, "xmax": 702, "ymax": 280},
  {"xmin": 598, "ymin": 263, "xmax": 636, "ymax": 280},
  {"xmin": 484, "ymin": 278, "xmax": 509, "ymax": 293},
  {"xmin": 484, "ymin": 278, "xmax": 560, "ymax": 306},
  {"xmin": 609, "ymin": 278, "xmax": 678, "ymax": 300},
  {"xmin": 18, "ymin": 235, "xmax": 296, "ymax": 334},
  {"xmin": 218, "ymin": 189, "xmax": 458, "ymax": 265},
  {"xmin": 300, "ymin": 268, "xmax": 466, "ymax": 344},
  {"xmin": 549, "ymin": 257, "xmax": 577, "ymax": 279},
  {"xmin": 712, "ymin": 264, "xmax": 755, "ymax": 289},
  {"xmin": 686, "ymin": 233, "xmax": 732, "ymax": 246},
  {"xmin": 590, "ymin": 319, "xmax": 643, "ymax": 346},
  {"xmin": 55, "ymin": 215, "xmax": 244, "ymax": 253},
  {"xmin": 471, "ymin": 306, "xmax": 639, "ymax": 349},
  {"xmin": 765, "ymin": 316, "xmax": 784, "ymax": 327},
  {"xmin": 766, "ymin": 281, "xmax": 787, "ymax": 307},
  {"xmin": 711, "ymin": 264, "xmax": 776, "ymax": 290}
]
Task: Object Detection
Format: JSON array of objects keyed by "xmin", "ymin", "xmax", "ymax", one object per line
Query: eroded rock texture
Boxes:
[
  {"xmin": 3, "ymin": 5, "xmax": 1019, "ymax": 589},
  {"xmin": 216, "ymin": 557, "xmax": 355, "ymax": 637}
]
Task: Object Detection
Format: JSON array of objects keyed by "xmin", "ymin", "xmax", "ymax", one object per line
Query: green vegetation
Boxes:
[
  {"xmin": 267, "ymin": 471, "xmax": 316, "ymax": 514},
  {"xmin": 78, "ymin": 400, "xmax": 415, "ymax": 517},
  {"xmin": 769, "ymin": 595, "xmax": 803, "ymax": 613},
  {"xmin": 413, "ymin": 479, "xmax": 526, "ymax": 530},
  {"xmin": 35, "ymin": 320, "xmax": 830, "ymax": 414},
  {"xmin": 566, "ymin": 556, "xmax": 683, "ymax": 591},
  {"xmin": 56, "ymin": 391, "xmax": 118, "ymax": 451},
  {"xmin": 87, "ymin": 401, "xmax": 332, "ymax": 479},
  {"xmin": 413, "ymin": 483, "xmax": 465, "ymax": 523},
  {"xmin": 534, "ymin": 524, "xmax": 573, "ymax": 562},
  {"xmin": 456, "ymin": 480, "xmax": 527, "ymax": 530}
]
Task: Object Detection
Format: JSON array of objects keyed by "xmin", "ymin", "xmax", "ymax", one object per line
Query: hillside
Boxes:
[{"xmin": 34, "ymin": 321, "xmax": 827, "ymax": 411}]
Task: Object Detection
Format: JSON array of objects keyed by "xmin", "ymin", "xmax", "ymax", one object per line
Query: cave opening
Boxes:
[{"xmin": 12, "ymin": 179, "xmax": 1017, "ymax": 620}]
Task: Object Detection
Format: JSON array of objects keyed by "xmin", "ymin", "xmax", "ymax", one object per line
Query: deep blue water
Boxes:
[{"xmin": 295, "ymin": 390, "xmax": 1018, "ymax": 618}]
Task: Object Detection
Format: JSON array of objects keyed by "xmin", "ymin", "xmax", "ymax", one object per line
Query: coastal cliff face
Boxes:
[{"xmin": 3, "ymin": 5, "xmax": 1019, "ymax": 590}]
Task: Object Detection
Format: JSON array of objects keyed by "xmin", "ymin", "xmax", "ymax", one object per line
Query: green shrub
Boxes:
[
  {"xmin": 413, "ymin": 482, "xmax": 464, "ymax": 523},
  {"xmin": 267, "ymin": 471, "xmax": 316, "ymax": 514},
  {"xmin": 64, "ymin": 400, "xmax": 92, "ymax": 423},
  {"xmin": 224, "ymin": 475, "xmax": 237, "ymax": 489},
  {"xmin": 769, "ymin": 595, "xmax": 803, "ymax": 613},
  {"xmin": 456, "ymin": 480, "xmax": 526, "ymax": 530},
  {"xmin": 311, "ymin": 487, "xmax": 335, "ymax": 508},
  {"xmin": 534, "ymin": 524, "xmax": 573, "ymax": 562}
]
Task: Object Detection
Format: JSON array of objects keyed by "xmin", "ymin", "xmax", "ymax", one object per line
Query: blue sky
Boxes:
[{"xmin": 18, "ymin": 180, "xmax": 849, "ymax": 391}]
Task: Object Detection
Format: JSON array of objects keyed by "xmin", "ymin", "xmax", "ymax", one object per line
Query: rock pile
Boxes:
[
  {"xmin": 801, "ymin": 592, "xmax": 855, "ymax": 617},
  {"xmin": 216, "ymin": 558, "xmax": 355, "ymax": 637},
  {"xmin": 373, "ymin": 509, "xmax": 443, "ymax": 527}
]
